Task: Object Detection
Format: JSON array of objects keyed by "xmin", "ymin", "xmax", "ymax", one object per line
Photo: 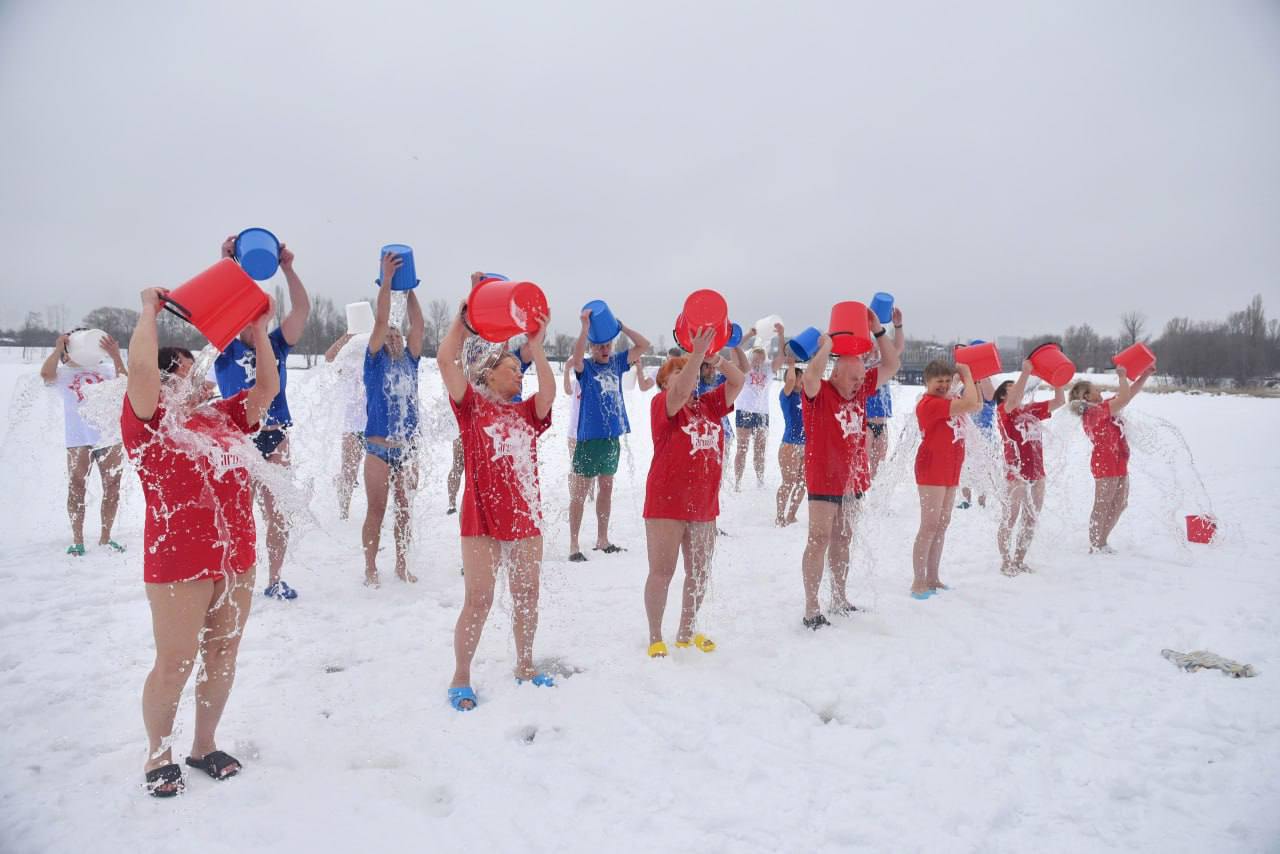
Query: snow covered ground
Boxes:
[{"xmin": 1, "ymin": 347, "xmax": 1277, "ymax": 853}]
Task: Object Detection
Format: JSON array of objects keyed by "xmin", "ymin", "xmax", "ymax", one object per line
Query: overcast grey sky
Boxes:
[{"xmin": 1, "ymin": 0, "xmax": 1277, "ymax": 344}]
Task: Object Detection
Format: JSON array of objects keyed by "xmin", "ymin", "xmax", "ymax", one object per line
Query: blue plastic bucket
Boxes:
[
  {"xmin": 481, "ymin": 272, "xmax": 509, "ymax": 282},
  {"xmin": 869, "ymin": 292, "xmax": 895, "ymax": 325},
  {"xmin": 582, "ymin": 299, "xmax": 622, "ymax": 344},
  {"xmin": 234, "ymin": 227, "xmax": 280, "ymax": 281},
  {"xmin": 726, "ymin": 323, "xmax": 743, "ymax": 349},
  {"xmin": 377, "ymin": 244, "xmax": 419, "ymax": 291},
  {"xmin": 788, "ymin": 326, "xmax": 822, "ymax": 361}
]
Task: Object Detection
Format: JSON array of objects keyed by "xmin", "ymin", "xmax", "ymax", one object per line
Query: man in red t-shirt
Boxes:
[
  {"xmin": 993, "ymin": 361, "xmax": 1068, "ymax": 576},
  {"xmin": 911, "ymin": 359, "xmax": 982, "ymax": 599},
  {"xmin": 642, "ymin": 327, "xmax": 745, "ymax": 657},
  {"xmin": 798, "ymin": 307, "xmax": 901, "ymax": 630}
]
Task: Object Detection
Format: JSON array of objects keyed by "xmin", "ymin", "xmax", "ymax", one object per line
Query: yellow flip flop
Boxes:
[
  {"xmin": 674, "ymin": 633, "xmax": 716, "ymax": 653},
  {"xmin": 647, "ymin": 641, "xmax": 669, "ymax": 658}
]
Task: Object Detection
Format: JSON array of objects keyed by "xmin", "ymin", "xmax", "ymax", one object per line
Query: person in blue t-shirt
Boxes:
[
  {"xmin": 214, "ymin": 235, "xmax": 311, "ymax": 601},
  {"xmin": 959, "ymin": 377, "xmax": 998, "ymax": 509},
  {"xmin": 361, "ymin": 251, "xmax": 425, "ymax": 587},
  {"xmin": 566, "ymin": 305, "xmax": 650, "ymax": 561},
  {"xmin": 776, "ymin": 356, "xmax": 806, "ymax": 527}
]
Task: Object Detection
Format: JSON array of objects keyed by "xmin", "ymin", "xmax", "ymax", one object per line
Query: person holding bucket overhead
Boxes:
[
  {"xmin": 121, "ymin": 286, "xmax": 279, "ymax": 797},
  {"xmin": 798, "ymin": 305, "xmax": 901, "ymax": 629},
  {"xmin": 215, "ymin": 234, "xmax": 311, "ymax": 601},
  {"xmin": 911, "ymin": 360, "xmax": 983, "ymax": 598},
  {"xmin": 775, "ymin": 351, "xmax": 806, "ymax": 527},
  {"xmin": 41, "ymin": 328, "xmax": 128, "ymax": 555},
  {"xmin": 866, "ymin": 311, "xmax": 906, "ymax": 481},
  {"xmin": 437, "ymin": 290, "xmax": 556, "ymax": 710},
  {"xmin": 1069, "ymin": 361, "xmax": 1154, "ymax": 554},
  {"xmin": 730, "ymin": 323, "xmax": 785, "ymax": 491},
  {"xmin": 566, "ymin": 301, "xmax": 651, "ymax": 562},
  {"xmin": 993, "ymin": 361, "xmax": 1068, "ymax": 575},
  {"xmin": 643, "ymin": 327, "xmax": 745, "ymax": 657},
  {"xmin": 361, "ymin": 251, "xmax": 426, "ymax": 586}
]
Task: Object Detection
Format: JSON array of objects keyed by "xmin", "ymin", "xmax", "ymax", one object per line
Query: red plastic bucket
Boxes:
[
  {"xmin": 828, "ymin": 301, "xmax": 872, "ymax": 356},
  {"xmin": 954, "ymin": 341, "xmax": 1002, "ymax": 381},
  {"xmin": 1113, "ymin": 342, "xmax": 1156, "ymax": 378},
  {"xmin": 1028, "ymin": 342, "xmax": 1076, "ymax": 387},
  {"xmin": 1186, "ymin": 514, "xmax": 1216, "ymax": 544},
  {"xmin": 674, "ymin": 290, "xmax": 731, "ymax": 352},
  {"xmin": 161, "ymin": 259, "xmax": 268, "ymax": 352},
  {"xmin": 465, "ymin": 279, "xmax": 548, "ymax": 343}
]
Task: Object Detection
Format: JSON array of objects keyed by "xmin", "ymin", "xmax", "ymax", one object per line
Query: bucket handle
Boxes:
[{"xmin": 159, "ymin": 294, "xmax": 192, "ymax": 323}]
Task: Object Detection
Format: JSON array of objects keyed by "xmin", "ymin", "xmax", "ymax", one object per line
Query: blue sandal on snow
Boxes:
[
  {"xmin": 263, "ymin": 581, "xmax": 298, "ymax": 600},
  {"xmin": 66, "ymin": 544, "xmax": 85, "ymax": 557},
  {"xmin": 448, "ymin": 686, "xmax": 478, "ymax": 711},
  {"xmin": 516, "ymin": 673, "xmax": 555, "ymax": 687},
  {"xmin": 104, "ymin": 540, "xmax": 126, "ymax": 553},
  {"xmin": 910, "ymin": 591, "xmax": 933, "ymax": 600}
]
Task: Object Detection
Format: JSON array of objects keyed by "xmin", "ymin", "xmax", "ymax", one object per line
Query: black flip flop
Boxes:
[
  {"xmin": 802, "ymin": 614, "xmax": 831, "ymax": 631},
  {"xmin": 568, "ymin": 552, "xmax": 588, "ymax": 562},
  {"xmin": 593, "ymin": 545, "xmax": 626, "ymax": 554},
  {"xmin": 145, "ymin": 763, "xmax": 185, "ymax": 797},
  {"xmin": 185, "ymin": 750, "xmax": 242, "ymax": 780}
]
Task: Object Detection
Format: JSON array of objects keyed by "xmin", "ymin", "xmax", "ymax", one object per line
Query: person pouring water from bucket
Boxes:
[
  {"xmin": 566, "ymin": 300, "xmax": 650, "ymax": 562},
  {"xmin": 214, "ymin": 231, "xmax": 311, "ymax": 601}
]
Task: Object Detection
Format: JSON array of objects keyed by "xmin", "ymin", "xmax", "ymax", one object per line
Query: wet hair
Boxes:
[
  {"xmin": 1068, "ymin": 380, "xmax": 1094, "ymax": 415},
  {"xmin": 473, "ymin": 351, "xmax": 519, "ymax": 388},
  {"xmin": 158, "ymin": 347, "xmax": 193, "ymax": 375},
  {"xmin": 923, "ymin": 360, "xmax": 953, "ymax": 380},
  {"xmin": 656, "ymin": 356, "xmax": 688, "ymax": 390},
  {"xmin": 993, "ymin": 380, "xmax": 1014, "ymax": 406}
]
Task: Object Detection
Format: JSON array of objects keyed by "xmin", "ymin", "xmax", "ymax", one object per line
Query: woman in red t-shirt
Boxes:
[
  {"xmin": 994, "ymin": 360, "xmax": 1067, "ymax": 576},
  {"xmin": 437, "ymin": 293, "xmax": 555, "ymax": 712},
  {"xmin": 1069, "ymin": 364, "xmax": 1153, "ymax": 553},
  {"xmin": 122, "ymin": 288, "xmax": 279, "ymax": 798},
  {"xmin": 642, "ymin": 327, "xmax": 744, "ymax": 658},
  {"xmin": 798, "ymin": 308, "xmax": 902, "ymax": 630},
  {"xmin": 911, "ymin": 360, "xmax": 982, "ymax": 599}
]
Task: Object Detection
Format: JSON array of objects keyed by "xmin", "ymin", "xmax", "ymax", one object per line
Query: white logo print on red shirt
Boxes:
[
  {"xmin": 681, "ymin": 417, "xmax": 721, "ymax": 454},
  {"xmin": 835, "ymin": 403, "xmax": 862, "ymax": 439}
]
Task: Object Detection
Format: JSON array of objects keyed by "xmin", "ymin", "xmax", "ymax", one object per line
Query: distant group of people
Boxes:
[{"xmin": 44, "ymin": 241, "xmax": 1154, "ymax": 797}]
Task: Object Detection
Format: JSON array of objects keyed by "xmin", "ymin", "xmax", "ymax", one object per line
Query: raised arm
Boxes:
[
  {"xmin": 731, "ymin": 343, "xmax": 748, "ymax": 373},
  {"xmin": 665, "ymin": 327, "xmax": 715, "ymax": 416},
  {"xmin": 437, "ymin": 300, "xmax": 470, "ymax": 404},
  {"xmin": 276, "ymin": 244, "xmax": 311, "ymax": 346},
  {"xmin": 101, "ymin": 335, "xmax": 127, "ymax": 377},
  {"xmin": 125, "ymin": 289, "xmax": 168, "ymax": 421},
  {"xmin": 949, "ymin": 363, "xmax": 982, "ymax": 416},
  {"xmin": 872, "ymin": 309, "xmax": 900, "ymax": 389},
  {"xmin": 803, "ymin": 334, "xmax": 832, "ymax": 399},
  {"xmin": 781, "ymin": 358, "xmax": 798, "ymax": 395},
  {"xmin": 324, "ymin": 333, "xmax": 355, "ymax": 363},
  {"xmin": 527, "ymin": 312, "xmax": 555, "ymax": 420},
  {"xmin": 405, "ymin": 288, "xmax": 425, "ymax": 358},
  {"xmin": 1048, "ymin": 384, "xmax": 1067, "ymax": 413},
  {"xmin": 368, "ymin": 252, "xmax": 399, "ymax": 354},
  {"xmin": 562, "ymin": 361, "xmax": 575, "ymax": 396},
  {"xmin": 636, "ymin": 366, "xmax": 656, "ymax": 391},
  {"xmin": 719, "ymin": 348, "xmax": 746, "ymax": 407},
  {"xmin": 889, "ymin": 307, "xmax": 906, "ymax": 356},
  {"xmin": 568, "ymin": 309, "xmax": 590, "ymax": 374},
  {"xmin": 243, "ymin": 298, "xmax": 280, "ymax": 426},
  {"xmin": 770, "ymin": 322, "xmax": 786, "ymax": 372},
  {"xmin": 1108, "ymin": 365, "xmax": 1152, "ymax": 414},
  {"xmin": 1004, "ymin": 361, "xmax": 1033, "ymax": 415},
  {"xmin": 620, "ymin": 320, "xmax": 650, "ymax": 366},
  {"xmin": 40, "ymin": 334, "xmax": 68, "ymax": 383}
]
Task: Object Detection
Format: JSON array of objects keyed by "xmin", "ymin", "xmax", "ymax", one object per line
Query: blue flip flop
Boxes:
[
  {"xmin": 516, "ymin": 673, "xmax": 555, "ymax": 687},
  {"xmin": 910, "ymin": 591, "xmax": 933, "ymax": 600},
  {"xmin": 448, "ymin": 686, "xmax": 478, "ymax": 711}
]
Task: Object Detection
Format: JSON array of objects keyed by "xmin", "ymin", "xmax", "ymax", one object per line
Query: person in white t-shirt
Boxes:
[
  {"xmin": 40, "ymin": 330, "xmax": 128, "ymax": 555},
  {"xmin": 730, "ymin": 323, "xmax": 785, "ymax": 490},
  {"xmin": 324, "ymin": 332, "xmax": 368, "ymax": 520}
]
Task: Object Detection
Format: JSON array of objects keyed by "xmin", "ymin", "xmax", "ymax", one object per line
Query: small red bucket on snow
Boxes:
[{"xmin": 1186, "ymin": 514, "xmax": 1217, "ymax": 544}]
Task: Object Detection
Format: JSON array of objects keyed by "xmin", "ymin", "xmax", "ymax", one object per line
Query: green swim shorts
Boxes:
[{"xmin": 572, "ymin": 437, "xmax": 621, "ymax": 477}]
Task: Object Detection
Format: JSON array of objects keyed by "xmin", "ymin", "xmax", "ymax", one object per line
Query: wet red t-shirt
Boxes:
[
  {"xmin": 121, "ymin": 391, "xmax": 258, "ymax": 584},
  {"xmin": 1082, "ymin": 398, "xmax": 1129, "ymax": 478},
  {"xmin": 451, "ymin": 384, "xmax": 552, "ymax": 541},
  {"xmin": 998, "ymin": 400, "xmax": 1053, "ymax": 482},
  {"xmin": 643, "ymin": 384, "xmax": 733, "ymax": 522},
  {"xmin": 914, "ymin": 394, "xmax": 965, "ymax": 487},
  {"xmin": 801, "ymin": 369, "xmax": 878, "ymax": 496}
]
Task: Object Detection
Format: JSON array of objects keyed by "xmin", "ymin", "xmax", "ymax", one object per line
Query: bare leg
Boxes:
[
  {"xmin": 752, "ymin": 426, "xmax": 767, "ymax": 485},
  {"xmin": 925, "ymin": 487, "xmax": 957, "ymax": 587},
  {"xmin": 392, "ymin": 461, "xmax": 417, "ymax": 582},
  {"xmin": 362, "ymin": 452, "xmax": 391, "ymax": 585},
  {"xmin": 447, "ymin": 436, "xmax": 464, "ymax": 512},
  {"xmin": 96, "ymin": 444, "xmax": 124, "ymax": 544},
  {"xmin": 142, "ymin": 578, "xmax": 217, "ymax": 779},
  {"xmin": 338, "ymin": 433, "xmax": 362, "ymax": 519},
  {"xmin": 913, "ymin": 486, "xmax": 947, "ymax": 593},
  {"xmin": 594, "ymin": 475, "xmax": 614, "ymax": 549},
  {"xmin": 676, "ymin": 522, "xmax": 716, "ymax": 641},
  {"xmin": 644, "ymin": 519, "xmax": 684, "ymax": 645},
  {"xmin": 802, "ymin": 501, "xmax": 838, "ymax": 618},
  {"xmin": 785, "ymin": 445, "xmax": 806, "ymax": 523},
  {"xmin": 66, "ymin": 447, "xmax": 91, "ymax": 547},
  {"xmin": 734, "ymin": 426, "xmax": 749, "ymax": 489},
  {"xmin": 191, "ymin": 567, "xmax": 255, "ymax": 762},
  {"xmin": 451, "ymin": 536, "xmax": 501, "ymax": 696},
  {"xmin": 997, "ymin": 479, "xmax": 1027, "ymax": 574},
  {"xmin": 568, "ymin": 473, "xmax": 590, "ymax": 555},
  {"xmin": 828, "ymin": 502, "xmax": 855, "ymax": 609},
  {"xmin": 1014, "ymin": 478, "xmax": 1046, "ymax": 567},
  {"xmin": 507, "ymin": 536, "xmax": 543, "ymax": 679},
  {"xmin": 868, "ymin": 424, "xmax": 887, "ymax": 480},
  {"xmin": 1099, "ymin": 475, "xmax": 1129, "ymax": 546},
  {"xmin": 257, "ymin": 437, "xmax": 291, "ymax": 588},
  {"xmin": 1089, "ymin": 477, "xmax": 1118, "ymax": 548}
]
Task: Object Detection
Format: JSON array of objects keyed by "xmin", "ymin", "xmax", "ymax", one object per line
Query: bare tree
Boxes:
[
  {"xmin": 426, "ymin": 298, "xmax": 451, "ymax": 357},
  {"xmin": 82, "ymin": 306, "xmax": 140, "ymax": 344},
  {"xmin": 1119, "ymin": 311, "xmax": 1146, "ymax": 348}
]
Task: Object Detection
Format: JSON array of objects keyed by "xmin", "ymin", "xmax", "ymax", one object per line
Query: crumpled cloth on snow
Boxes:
[{"xmin": 1161, "ymin": 649, "xmax": 1258, "ymax": 678}]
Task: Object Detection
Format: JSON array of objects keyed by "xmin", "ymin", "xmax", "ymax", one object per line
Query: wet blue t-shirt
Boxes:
[
  {"xmin": 576, "ymin": 351, "xmax": 631, "ymax": 441},
  {"xmin": 973, "ymin": 398, "xmax": 997, "ymax": 433},
  {"xmin": 513, "ymin": 357, "xmax": 532, "ymax": 404},
  {"xmin": 780, "ymin": 388, "xmax": 805, "ymax": 444},
  {"xmin": 364, "ymin": 346, "xmax": 420, "ymax": 442},
  {"xmin": 865, "ymin": 384, "xmax": 893, "ymax": 419},
  {"xmin": 214, "ymin": 327, "xmax": 292, "ymax": 427}
]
